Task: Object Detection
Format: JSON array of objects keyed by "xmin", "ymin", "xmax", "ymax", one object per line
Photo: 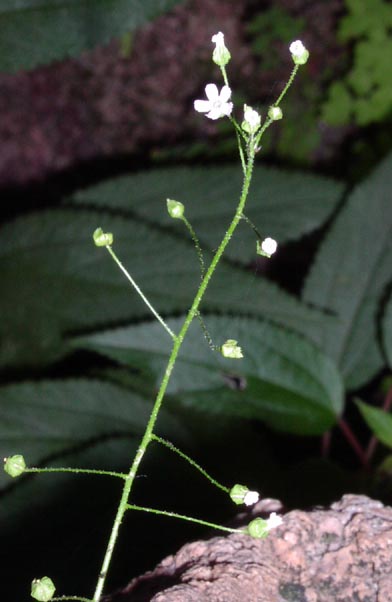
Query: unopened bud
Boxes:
[
  {"xmin": 221, "ymin": 339, "xmax": 243, "ymax": 359},
  {"xmin": 4, "ymin": 454, "xmax": 26, "ymax": 477},
  {"xmin": 167, "ymin": 199, "xmax": 185, "ymax": 219},
  {"xmin": 268, "ymin": 106, "xmax": 283, "ymax": 121},
  {"xmin": 93, "ymin": 227, "xmax": 113, "ymax": 247},
  {"xmin": 289, "ymin": 40, "xmax": 309, "ymax": 65},
  {"xmin": 230, "ymin": 484, "xmax": 259, "ymax": 506},
  {"xmin": 247, "ymin": 512, "xmax": 283, "ymax": 538},
  {"xmin": 242, "ymin": 104, "xmax": 261, "ymax": 134},
  {"xmin": 212, "ymin": 32, "xmax": 231, "ymax": 67},
  {"xmin": 247, "ymin": 517, "xmax": 269, "ymax": 538},
  {"xmin": 31, "ymin": 577, "xmax": 56, "ymax": 601}
]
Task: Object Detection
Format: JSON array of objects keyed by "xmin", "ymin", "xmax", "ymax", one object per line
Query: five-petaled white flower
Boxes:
[
  {"xmin": 194, "ymin": 84, "xmax": 233, "ymax": 120},
  {"xmin": 265, "ymin": 512, "xmax": 283, "ymax": 531}
]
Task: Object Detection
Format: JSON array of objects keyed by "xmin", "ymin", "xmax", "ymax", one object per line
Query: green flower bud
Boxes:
[
  {"xmin": 212, "ymin": 32, "xmax": 231, "ymax": 67},
  {"xmin": 167, "ymin": 198, "xmax": 185, "ymax": 219},
  {"xmin": 221, "ymin": 339, "xmax": 243, "ymax": 359},
  {"xmin": 93, "ymin": 227, "xmax": 113, "ymax": 247},
  {"xmin": 247, "ymin": 517, "xmax": 269, "ymax": 539},
  {"xmin": 31, "ymin": 577, "xmax": 56, "ymax": 601},
  {"xmin": 268, "ymin": 106, "xmax": 283, "ymax": 121},
  {"xmin": 230, "ymin": 484, "xmax": 249, "ymax": 505},
  {"xmin": 289, "ymin": 40, "xmax": 309, "ymax": 65},
  {"xmin": 4, "ymin": 454, "xmax": 26, "ymax": 477},
  {"xmin": 230, "ymin": 484, "xmax": 259, "ymax": 506}
]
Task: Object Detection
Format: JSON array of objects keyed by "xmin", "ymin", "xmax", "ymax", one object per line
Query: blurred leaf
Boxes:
[
  {"xmin": 322, "ymin": 0, "xmax": 392, "ymax": 126},
  {"xmin": 303, "ymin": 152, "xmax": 392, "ymax": 389},
  {"xmin": 0, "ymin": 378, "xmax": 185, "ymax": 488},
  {"xmin": 0, "ymin": 207, "xmax": 332, "ymax": 368},
  {"xmin": 74, "ymin": 315, "xmax": 344, "ymax": 435},
  {"xmin": 0, "ymin": 436, "xmax": 135, "ymax": 523},
  {"xmin": 322, "ymin": 81, "xmax": 353, "ymax": 126},
  {"xmin": 382, "ymin": 292, "xmax": 392, "ymax": 367},
  {"xmin": 68, "ymin": 165, "xmax": 344, "ymax": 263},
  {"xmin": 0, "ymin": 0, "xmax": 183, "ymax": 72},
  {"xmin": 356, "ymin": 399, "xmax": 392, "ymax": 449}
]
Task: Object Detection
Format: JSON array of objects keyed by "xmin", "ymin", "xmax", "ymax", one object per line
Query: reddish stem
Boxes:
[
  {"xmin": 338, "ymin": 418, "xmax": 369, "ymax": 470},
  {"xmin": 321, "ymin": 431, "xmax": 331, "ymax": 459}
]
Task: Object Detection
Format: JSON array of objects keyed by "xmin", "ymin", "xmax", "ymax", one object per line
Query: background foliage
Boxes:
[{"xmin": 1, "ymin": 0, "xmax": 392, "ymax": 599}]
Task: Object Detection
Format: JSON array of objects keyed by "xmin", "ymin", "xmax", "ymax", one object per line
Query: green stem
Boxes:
[
  {"xmin": 127, "ymin": 503, "xmax": 240, "ymax": 534},
  {"xmin": 26, "ymin": 467, "xmax": 126, "ymax": 479},
  {"xmin": 182, "ymin": 216, "xmax": 205, "ymax": 278},
  {"xmin": 105, "ymin": 245, "xmax": 176, "ymax": 340},
  {"xmin": 196, "ymin": 310, "xmax": 217, "ymax": 352},
  {"xmin": 93, "ymin": 150, "xmax": 255, "ymax": 601},
  {"xmin": 241, "ymin": 213, "xmax": 263, "ymax": 240},
  {"xmin": 151, "ymin": 434, "xmax": 229, "ymax": 493},
  {"xmin": 275, "ymin": 64, "xmax": 299, "ymax": 107},
  {"xmin": 53, "ymin": 597, "xmax": 93, "ymax": 602}
]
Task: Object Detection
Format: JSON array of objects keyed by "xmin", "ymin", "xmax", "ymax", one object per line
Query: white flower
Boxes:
[
  {"xmin": 265, "ymin": 512, "xmax": 283, "ymax": 531},
  {"xmin": 259, "ymin": 237, "xmax": 278, "ymax": 258},
  {"xmin": 194, "ymin": 84, "xmax": 233, "ymax": 120},
  {"xmin": 243, "ymin": 490, "xmax": 260, "ymax": 506},
  {"xmin": 211, "ymin": 32, "xmax": 231, "ymax": 67},
  {"xmin": 242, "ymin": 104, "xmax": 261, "ymax": 133},
  {"xmin": 289, "ymin": 40, "xmax": 309, "ymax": 65}
]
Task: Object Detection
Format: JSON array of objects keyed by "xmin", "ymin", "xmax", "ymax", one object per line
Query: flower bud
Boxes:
[
  {"xmin": 212, "ymin": 32, "xmax": 231, "ymax": 67},
  {"xmin": 230, "ymin": 484, "xmax": 259, "ymax": 506},
  {"xmin": 4, "ymin": 454, "xmax": 26, "ymax": 477},
  {"xmin": 268, "ymin": 106, "xmax": 283, "ymax": 121},
  {"xmin": 247, "ymin": 512, "xmax": 283, "ymax": 538},
  {"xmin": 220, "ymin": 339, "xmax": 243, "ymax": 359},
  {"xmin": 256, "ymin": 237, "xmax": 278, "ymax": 258},
  {"xmin": 230, "ymin": 484, "xmax": 249, "ymax": 505},
  {"xmin": 31, "ymin": 577, "xmax": 56, "ymax": 601},
  {"xmin": 241, "ymin": 105, "xmax": 261, "ymax": 134},
  {"xmin": 289, "ymin": 40, "xmax": 309, "ymax": 65},
  {"xmin": 93, "ymin": 227, "xmax": 113, "ymax": 247},
  {"xmin": 167, "ymin": 198, "xmax": 185, "ymax": 219},
  {"xmin": 247, "ymin": 517, "xmax": 269, "ymax": 538}
]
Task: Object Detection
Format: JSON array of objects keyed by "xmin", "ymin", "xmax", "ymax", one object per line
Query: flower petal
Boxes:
[
  {"xmin": 219, "ymin": 85, "xmax": 232, "ymax": 102},
  {"xmin": 194, "ymin": 99, "xmax": 211, "ymax": 113},
  {"xmin": 206, "ymin": 108, "xmax": 222, "ymax": 120},
  {"xmin": 205, "ymin": 83, "xmax": 219, "ymax": 101}
]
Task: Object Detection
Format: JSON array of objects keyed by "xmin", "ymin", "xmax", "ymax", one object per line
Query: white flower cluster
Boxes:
[{"xmin": 194, "ymin": 35, "xmax": 309, "ymax": 122}]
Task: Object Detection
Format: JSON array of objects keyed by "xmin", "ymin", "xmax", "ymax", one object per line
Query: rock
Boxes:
[{"xmin": 106, "ymin": 495, "xmax": 392, "ymax": 602}]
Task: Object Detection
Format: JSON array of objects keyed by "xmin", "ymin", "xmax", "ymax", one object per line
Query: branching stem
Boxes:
[{"xmin": 93, "ymin": 150, "xmax": 255, "ymax": 601}]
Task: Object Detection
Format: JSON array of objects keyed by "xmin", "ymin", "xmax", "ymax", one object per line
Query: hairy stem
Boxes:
[{"xmin": 93, "ymin": 151, "xmax": 255, "ymax": 601}]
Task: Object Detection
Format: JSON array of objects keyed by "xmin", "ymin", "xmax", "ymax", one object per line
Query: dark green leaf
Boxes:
[
  {"xmin": 303, "ymin": 152, "xmax": 392, "ymax": 389},
  {"xmin": 75, "ymin": 315, "xmax": 344, "ymax": 435},
  {"xmin": 382, "ymin": 292, "xmax": 392, "ymax": 367},
  {"xmin": 356, "ymin": 399, "xmax": 392, "ymax": 450},
  {"xmin": 0, "ymin": 378, "xmax": 185, "ymax": 488},
  {"xmin": 0, "ymin": 208, "xmax": 331, "ymax": 368},
  {"xmin": 0, "ymin": 0, "xmax": 182, "ymax": 72},
  {"xmin": 68, "ymin": 165, "xmax": 343, "ymax": 263}
]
